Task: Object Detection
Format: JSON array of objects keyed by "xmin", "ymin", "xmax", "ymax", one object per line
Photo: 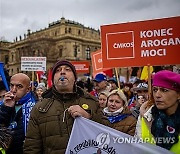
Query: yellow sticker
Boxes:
[{"xmin": 82, "ymin": 104, "xmax": 89, "ymax": 110}]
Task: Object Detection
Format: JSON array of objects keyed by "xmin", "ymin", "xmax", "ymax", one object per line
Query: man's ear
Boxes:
[{"xmin": 27, "ymin": 86, "xmax": 31, "ymax": 92}]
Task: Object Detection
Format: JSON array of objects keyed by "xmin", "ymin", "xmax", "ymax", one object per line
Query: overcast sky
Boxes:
[{"xmin": 0, "ymin": 0, "xmax": 180, "ymax": 42}]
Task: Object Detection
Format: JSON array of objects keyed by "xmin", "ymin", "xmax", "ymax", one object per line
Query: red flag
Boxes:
[
  {"xmin": 47, "ymin": 68, "xmax": 52, "ymax": 88},
  {"xmin": 36, "ymin": 71, "xmax": 44, "ymax": 83},
  {"xmin": 103, "ymin": 69, "xmax": 113, "ymax": 78}
]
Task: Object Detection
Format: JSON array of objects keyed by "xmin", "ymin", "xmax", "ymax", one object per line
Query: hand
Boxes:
[
  {"xmin": 68, "ymin": 105, "xmax": 91, "ymax": 119},
  {"xmin": 3, "ymin": 92, "xmax": 16, "ymax": 107},
  {"xmin": 137, "ymin": 96, "xmax": 145, "ymax": 105},
  {"xmin": 140, "ymin": 101, "xmax": 149, "ymax": 116}
]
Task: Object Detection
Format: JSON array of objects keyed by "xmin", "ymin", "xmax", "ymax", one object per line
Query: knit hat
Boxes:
[
  {"xmin": 152, "ymin": 70, "xmax": 180, "ymax": 92},
  {"xmin": 108, "ymin": 89, "xmax": 127, "ymax": 106},
  {"xmin": 36, "ymin": 83, "xmax": 46, "ymax": 92},
  {"xmin": 52, "ymin": 60, "xmax": 77, "ymax": 83},
  {"xmin": 98, "ymin": 90, "xmax": 109, "ymax": 97}
]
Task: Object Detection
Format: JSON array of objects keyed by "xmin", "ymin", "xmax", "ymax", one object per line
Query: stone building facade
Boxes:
[
  {"xmin": 8, "ymin": 17, "xmax": 101, "ymax": 76},
  {"xmin": 0, "ymin": 41, "xmax": 11, "ymax": 68}
]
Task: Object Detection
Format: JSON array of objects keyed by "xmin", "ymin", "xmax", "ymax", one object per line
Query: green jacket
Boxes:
[{"xmin": 24, "ymin": 86, "xmax": 106, "ymax": 154}]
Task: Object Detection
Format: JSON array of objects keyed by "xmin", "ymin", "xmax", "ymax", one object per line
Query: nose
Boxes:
[
  {"xmin": 10, "ymin": 85, "xmax": 17, "ymax": 93},
  {"xmin": 110, "ymin": 100, "xmax": 115, "ymax": 105},
  {"xmin": 154, "ymin": 89, "xmax": 162, "ymax": 98},
  {"xmin": 60, "ymin": 68, "xmax": 66, "ymax": 75}
]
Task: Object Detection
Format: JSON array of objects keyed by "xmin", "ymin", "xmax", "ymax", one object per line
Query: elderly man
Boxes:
[
  {"xmin": 24, "ymin": 60, "xmax": 105, "ymax": 154},
  {"xmin": 90, "ymin": 73, "xmax": 110, "ymax": 97},
  {"xmin": 0, "ymin": 73, "xmax": 36, "ymax": 154}
]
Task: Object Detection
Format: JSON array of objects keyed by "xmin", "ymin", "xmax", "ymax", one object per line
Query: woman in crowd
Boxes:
[
  {"xmin": 135, "ymin": 70, "xmax": 180, "ymax": 153},
  {"xmin": 103, "ymin": 89, "xmax": 137, "ymax": 136},
  {"xmin": 98, "ymin": 91, "xmax": 108, "ymax": 109},
  {"xmin": 35, "ymin": 83, "xmax": 46, "ymax": 101}
]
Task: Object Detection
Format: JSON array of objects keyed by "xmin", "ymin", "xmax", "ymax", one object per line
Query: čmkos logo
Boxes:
[{"xmin": 106, "ymin": 31, "xmax": 135, "ymax": 60}]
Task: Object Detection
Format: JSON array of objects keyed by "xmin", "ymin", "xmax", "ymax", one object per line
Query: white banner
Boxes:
[
  {"xmin": 66, "ymin": 117, "xmax": 172, "ymax": 154},
  {"xmin": 21, "ymin": 57, "xmax": 46, "ymax": 71}
]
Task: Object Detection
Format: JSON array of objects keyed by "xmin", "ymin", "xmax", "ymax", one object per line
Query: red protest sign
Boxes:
[
  {"xmin": 91, "ymin": 50, "xmax": 110, "ymax": 77},
  {"xmin": 71, "ymin": 61, "xmax": 89, "ymax": 73},
  {"xmin": 101, "ymin": 16, "xmax": 180, "ymax": 68}
]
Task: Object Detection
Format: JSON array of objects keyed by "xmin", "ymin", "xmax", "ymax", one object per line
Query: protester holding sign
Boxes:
[
  {"xmin": 24, "ymin": 60, "xmax": 107, "ymax": 154},
  {"xmin": 0, "ymin": 73, "xmax": 37, "ymax": 154},
  {"xmin": 103, "ymin": 89, "xmax": 137, "ymax": 136},
  {"xmin": 135, "ymin": 70, "xmax": 180, "ymax": 153}
]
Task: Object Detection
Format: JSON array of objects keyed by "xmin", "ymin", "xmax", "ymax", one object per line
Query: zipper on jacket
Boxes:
[
  {"xmin": 57, "ymin": 110, "xmax": 63, "ymax": 137},
  {"xmin": 62, "ymin": 101, "xmax": 71, "ymax": 137}
]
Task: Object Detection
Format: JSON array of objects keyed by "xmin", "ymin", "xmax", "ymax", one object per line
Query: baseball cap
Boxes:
[
  {"xmin": 93, "ymin": 73, "xmax": 107, "ymax": 83},
  {"xmin": 108, "ymin": 77, "xmax": 118, "ymax": 87},
  {"xmin": 133, "ymin": 82, "xmax": 148, "ymax": 91}
]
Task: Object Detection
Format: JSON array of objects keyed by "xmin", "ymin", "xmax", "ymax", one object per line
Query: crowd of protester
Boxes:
[{"xmin": 0, "ymin": 62, "xmax": 179, "ymax": 154}]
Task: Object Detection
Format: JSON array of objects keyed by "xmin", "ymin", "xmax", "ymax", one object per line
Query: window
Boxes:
[
  {"xmin": 54, "ymin": 31, "xmax": 57, "ymax": 36},
  {"xmin": 86, "ymin": 47, "xmax": 90, "ymax": 60},
  {"xmin": 5, "ymin": 55, "xmax": 8, "ymax": 64},
  {"xmin": 74, "ymin": 46, "xmax": 77, "ymax": 57},
  {"xmin": 78, "ymin": 30, "xmax": 81, "ymax": 35},
  {"xmin": 59, "ymin": 47, "xmax": 63, "ymax": 57},
  {"xmin": 69, "ymin": 28, "xmax": 71, "ymax": 33}
]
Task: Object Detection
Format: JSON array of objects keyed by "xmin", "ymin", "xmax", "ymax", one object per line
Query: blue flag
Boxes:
[{"xmin": 0, "ymin": 62, "xmax": 9, "ymax": 91}]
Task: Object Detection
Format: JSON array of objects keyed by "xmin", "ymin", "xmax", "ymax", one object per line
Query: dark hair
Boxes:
[
  {"xmin": 84, "ymin": 78, "xmax": 93, "ymax": 92},
  {"xmin": 0, "ymin": 81, "xmax": 6, "ymax": 91}
]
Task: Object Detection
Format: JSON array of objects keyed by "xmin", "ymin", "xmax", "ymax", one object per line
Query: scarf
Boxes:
[
  {"xmin": 151, "ymin": 104, "xmax": 180, "ymax": 150},
  {"xmin": 103, "ymin": 107, "xmax": 130, "ymax": 123},
  {"xmin": 13, "ymin": 92, "xmax": 36, "ymax": 134}
]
